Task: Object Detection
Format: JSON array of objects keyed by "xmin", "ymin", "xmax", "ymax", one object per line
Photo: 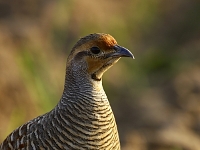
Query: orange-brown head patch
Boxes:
[{"xmin": 71, "ymin": 33, "xmax": 117, "ymax": 54}]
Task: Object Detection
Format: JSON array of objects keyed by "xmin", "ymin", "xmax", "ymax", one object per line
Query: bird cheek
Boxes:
[{"xmin": 86, "ymin": 58, "xmax": 104, "ymax": 74}]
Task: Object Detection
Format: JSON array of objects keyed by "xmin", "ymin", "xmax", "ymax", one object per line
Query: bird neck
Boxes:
[{"xmin": 62, "ymin": 66, "xmax": 106, "ymax": 103}]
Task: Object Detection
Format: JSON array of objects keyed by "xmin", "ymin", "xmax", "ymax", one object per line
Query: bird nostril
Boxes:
[{"xmin": 113, "ymin": 45, "xmax": 119, "ymax": 51}]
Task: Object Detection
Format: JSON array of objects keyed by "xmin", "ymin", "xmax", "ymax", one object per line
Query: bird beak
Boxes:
[{"xmin": 112, "ymin": 45, "xmax": 134, "ymax": 59}]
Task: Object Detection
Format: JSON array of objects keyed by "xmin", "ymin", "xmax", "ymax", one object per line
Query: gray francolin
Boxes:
[{"xmin": 0, "ymin": 33, "xmax": 134, "ymax": 150}]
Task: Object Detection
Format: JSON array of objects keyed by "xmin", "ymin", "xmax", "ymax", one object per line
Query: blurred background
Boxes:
[{"xmin": 0, "ymin": 0, "xmax": 200, "ymax": 149}]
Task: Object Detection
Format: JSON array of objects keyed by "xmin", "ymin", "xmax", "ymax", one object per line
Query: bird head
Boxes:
[{"xmin": 66, "ymin": 33, "xmax": 134, "ymax": 82}]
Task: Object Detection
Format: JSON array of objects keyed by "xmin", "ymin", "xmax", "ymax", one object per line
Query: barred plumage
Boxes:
[{"xmin": 0, "ymin": 33, "xmax": 134, "ymax": 150}]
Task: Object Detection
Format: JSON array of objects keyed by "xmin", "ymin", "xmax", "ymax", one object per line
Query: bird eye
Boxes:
[{"xmin": 90, "ymin": 46, "xmax": 101, "ymax": 54}]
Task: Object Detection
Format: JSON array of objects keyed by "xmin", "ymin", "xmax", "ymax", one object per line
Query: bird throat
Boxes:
[{"xmin": 91, "ymin": 73, "xmax": 101, "ymax": 81}]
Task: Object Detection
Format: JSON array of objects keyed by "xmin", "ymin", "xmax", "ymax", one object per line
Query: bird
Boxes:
[{"xmin": 0, "ymin": 33, "xmax": 134, "ymax": 150}]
